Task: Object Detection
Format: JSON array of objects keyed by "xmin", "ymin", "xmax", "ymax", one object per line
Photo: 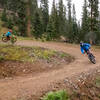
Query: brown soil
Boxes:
[
  {"xmin": 0, "ymin": 40, "xmax": 100, "ymax": 100},
  {"xmin": 0, "ymin": 57, "xmax": 71, "ymax": 79}
]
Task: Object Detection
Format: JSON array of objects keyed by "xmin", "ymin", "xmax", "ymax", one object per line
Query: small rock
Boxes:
[
  {"xmin": 64, "ymin": 79, "xmax": 69, "ymax": 83},
  {"xmin": 97, "ymin": 70, "xmax": 100, "ymax": 73},
  {"xmin": 23, "ymin": 69, "xmax": 26, "ymax": 72},
  {"xmin": 29, "ymin": 53, "xmax": 35, "ymax": 57},
  {"xmin": 5, "ymin": 77, "xmax": 13, "ymax": 80}
]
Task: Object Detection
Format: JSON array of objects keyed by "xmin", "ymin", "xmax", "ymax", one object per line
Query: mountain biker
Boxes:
[
  {"xmin": 80, "ymin": 41, "xmax": 91, "ymax": 54},
  {"xmin": 5, "ymin": 29, "xmax": 12, "ymax": 40}
]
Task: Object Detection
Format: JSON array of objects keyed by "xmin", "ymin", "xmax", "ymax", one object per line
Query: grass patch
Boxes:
[
  {"xmin": 0, "ymin": 44, "xmax": 74, "ymax": 78},
  {"xmin": 59, "ymin": 52, "xmax": 72, "ymax": 58},
  {"xmin": 95, "ymin": 76, "xmax": 100, "ymax": 87},
  {"xmin": 0, "ymin": 45, "xmax": 28, "ymax": 61},
  {"xmin": 0, "ymin": 44, "xmax": 74, "ymax": 63},
  {"xmin": 0, "ymin": 55, "xmax": 5, "ymax": 61},
  {"xmin": 42, "ymin": 90, "xmax": 70, "ymax": 100}
]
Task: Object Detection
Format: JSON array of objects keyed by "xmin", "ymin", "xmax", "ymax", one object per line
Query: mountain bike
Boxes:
[
  {"xmin": 2, "ymin": 33, "xmax": 17, "ymax": 43},
  {"xmin": 87, "ymin": 51, "xmax": 96, "ymax": 64}
]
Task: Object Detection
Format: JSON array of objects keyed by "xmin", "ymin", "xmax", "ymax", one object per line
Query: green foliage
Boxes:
[
  {"xmin": 0, "ymin": 56, "xmax": 4, "ymax": 61},
  {"xmin": 17, "ymin": 1, "xmax": 27, "ymax": 36},
  {"xmin": 0, "ymin": 44, "xmax": 73, "ymax": 63},
  {"xmin": 46, "ymin": 16, "xmax": 56, "ymax": 41},
  {"xmin": 0, "ymin": 0, "xmax": 80, "ymax": 43},
  {"xmin": 1, "ymin": 8, "xmax": 7, "ymax": 22},
  {"xmin": 41, "ymin": 34, "xmax": 47, "ymax": 42},
  {"xmin": 0, "ymin": 45, "xmax": 54, "ymax": 62},
  {"xmin": 67, "ymin": 0, "xmax": 72, "ymax": 24},
  {"xmin": 12, "ymin": 28, "xmax": 18, "ymax": 35},
  {"xmin": 10, "ymin": 35, "xmax": 16, "ymax": 44},
  {"xmin": 42, "ymin": 90, "xmax": 70, "ymax": 100},
  {"xmin": 0, "ymin": 0, "xmax": 27, "ymax": 35},
  {"xmin": 65, "ymin": 1, "xmax": 79, "ymax": 43},
  {"xmin": 6, "ymin": 18, "xmax": 13, "ymax": 29},
  {"xmin": 0, "ymin": 45, "xmax": 28, "ymax": 61},
  {"xmin": 1, "ymin": 0, "xmax": 100, "ymax": 44},
  {"xmin": 81, "ymin": 0, "xmax": 89, "ymax": 41},
  {"xmin": 67, "ymin": 0, "xmax": 73, "ymax": 42},
  {"xmin": 32, "ymin": 48, "xmax": 55, "ymax": 60},
  {"xmin": 46, "ymin": 17, "xmax": 53, "ymax": 41},
  {"xmin": 58, "ymin": 0, "xmax": 67, "ymax": 36},
  {"xmin": 46, "ymin": 0, "xmax": 60, "ymax": 40},
  {"xmin": 30, "ymin": 0, "xmax": 39, "ymax": 37},
  {"xmin": 32, "ymin": 11, "xmax": 43, "ymax": 39},
  {"xmin": 40, "ymin": 0, "xmax": 49, "ymax": 32},
  {"xmin": 88, "ymin": 0, "xmax": 99, "ymax": 44}
]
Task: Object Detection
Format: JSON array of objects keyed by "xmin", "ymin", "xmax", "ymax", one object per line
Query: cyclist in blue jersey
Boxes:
[
  {"xmin": 80, "ymin": 41, "xmax": 91, "ymax": 54},
  {"xmin": 5, "ymin": 29, "xmax": 12, "ymax": 40}
]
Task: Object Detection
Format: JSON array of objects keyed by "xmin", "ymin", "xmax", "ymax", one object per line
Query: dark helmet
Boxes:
[{"xmin": 80, "ymin": 41, "xmax": 83, "ymax": 46}]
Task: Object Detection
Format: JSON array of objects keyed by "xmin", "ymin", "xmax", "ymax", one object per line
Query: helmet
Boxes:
[
  {"xmin": 9, "ymin": 29, "xmax": 12, "ymax": 33},
  {"xmin": 80, "ymin": 41, "xmax": 83, "ymax": 46}
]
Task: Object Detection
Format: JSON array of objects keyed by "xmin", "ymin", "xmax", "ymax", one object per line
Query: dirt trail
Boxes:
[{"xmin": 0, "ymin": 40, "xmax": 100, "ymax": 100}]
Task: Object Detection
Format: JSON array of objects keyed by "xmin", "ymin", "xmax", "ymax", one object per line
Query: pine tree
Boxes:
[
  {"xmin": 77, "ymin": 21, "xmax": 81, "ymax": 42},
  {"xmin": 0, "ymin": 0, "xmax": 7, "ymax": 8},
  {"xmin": 17, "ymin": 1, "xmax": 27, "ymax": 36},
  {"xmin": 58, "ymin": 0, "xmax": 67, "ymax": 36},
  {"xmin": 67, "ymin": 0, "xmax": 72, "ymax": 23},
  {"xmin": 29, "ymin": 0, "xmax": 38, "ymax": 15},
  {"xmin": 72, "ymin": 4, "xmax": 78, "ymax": 43},
  {"xmin": 46, "ymin": 16, "xmax": 54, "ymax": 40},
  {"xmin": 1, "ymin": 8, "xmax": 7, "ymax": 22},
  {"xmin": 67, "ymin": 0, "xmax": 73, "ymax": 42},
  {"xmin": 40, "ymin": 0, "xmax": 49, "ymax": 32},
  {"xmin": 88, "ymin": 0, "xmax": 99, "ymax": 44},
  {"xmin": 81, "ymin": 0, "xmax": 89, "ymax": 41},
  {"xmin": 30, "ymin": 0, "xmax": 38, "ymax": 26},
  {"xmin": 93, "ymin": 0, "xmax": 99, "ymax": 43},
  {"xmin": 47, "ymin": 0, "xmax": 59, "ymax": 40},
  {"xmin": 72, "ymin": 4, "xmax": 76, "ymax": 22},
  {"xmin": 32, "ymin": 10, "xmax": 43, "ymax": 39}
]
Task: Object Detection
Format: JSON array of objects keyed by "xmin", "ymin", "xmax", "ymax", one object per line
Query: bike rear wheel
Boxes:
[
  {"xmin": 88, "ymin": 53, "xmax": 96, "ymax": 64},
  {"xmin": 2, "ymin": 36, "xmax": 8, "ymax": 42}
]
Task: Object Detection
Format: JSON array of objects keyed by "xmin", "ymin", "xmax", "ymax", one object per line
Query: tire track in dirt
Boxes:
[{"xmin": 0, "ymin": 40, "xmax": 100, "ymax": 100}]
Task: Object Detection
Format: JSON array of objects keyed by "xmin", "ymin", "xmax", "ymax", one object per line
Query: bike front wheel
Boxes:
[{"xmin": 88, "ymin": 54, "xmax": 96, "ymax": 64}]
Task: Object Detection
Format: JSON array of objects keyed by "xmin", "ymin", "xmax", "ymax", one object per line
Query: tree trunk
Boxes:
[
  {"xmin": 90, "ymin": 3, "xmax": 93, "ymax": 44},
  {"xmin": 26, "ymin": 0, "xmax": 31, "ymax": 37}
]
